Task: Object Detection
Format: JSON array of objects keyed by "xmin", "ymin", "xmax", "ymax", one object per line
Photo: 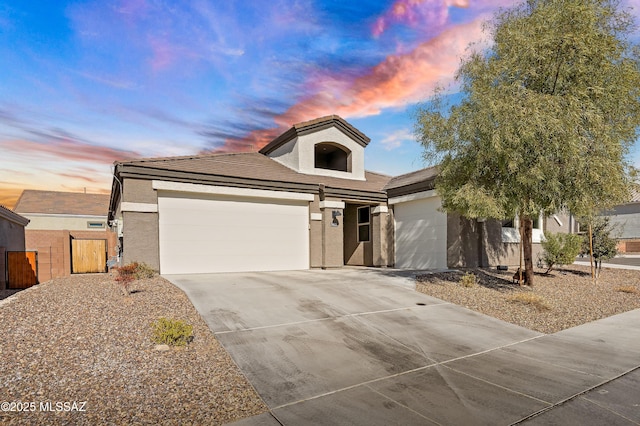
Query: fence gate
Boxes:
[
  {"xmin": 7, "ymin": 251, "xmax": 38, "ymax": 289},
  {"xmin": 71, "ymin": 239, "xmax": 107, "ymax": 274}
]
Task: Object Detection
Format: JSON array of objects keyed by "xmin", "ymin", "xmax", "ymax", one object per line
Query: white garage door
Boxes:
[
  {"xmin": 158, "ymin": 192, "xmax": 309, "ymax": 274},
  {"xmin": 394, "ymin": 196, "xmax": 447, "ymax": 269}
]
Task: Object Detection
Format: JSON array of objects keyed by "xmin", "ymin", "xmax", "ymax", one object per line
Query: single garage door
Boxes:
[
  {"xmin": 394, "ymin": 195, "xmax": 447, "ymax": 269},
  {"xmin": 158, "ymin": 192, "xmax": 310, "ymax": 274}
]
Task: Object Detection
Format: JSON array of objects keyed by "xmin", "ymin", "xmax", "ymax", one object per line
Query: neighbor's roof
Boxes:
[
  {"xmin": 0, "ymin": 205, "xmax": 29, "ymax": 226},
  {"xmin": 13, "ymin": 190, "xmax": 110, "ymax": 216},
  {"xmin": 259, "ymin": 115, "xmax": 371, "ymax": 155},
  {"xmin": 115, "ymin": 152, "xmax": 391, "ymax": 195}
]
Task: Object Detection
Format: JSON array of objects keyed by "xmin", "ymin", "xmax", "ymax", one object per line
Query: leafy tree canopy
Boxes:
[{"xmin": 417, "ymin": 0, "xmax": 640, "ymax": 222}]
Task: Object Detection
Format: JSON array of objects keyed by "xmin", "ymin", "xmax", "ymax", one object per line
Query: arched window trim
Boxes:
[{"xmin": 314, "ymin": 142, "xmax": 352, "ymax": 173}]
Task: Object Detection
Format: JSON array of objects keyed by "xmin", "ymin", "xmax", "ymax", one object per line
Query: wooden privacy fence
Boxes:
[
  {"xmin": 71, "ymin": 239, "xmax": 107, "ymax": 274},
  {"xmin": 7, "ymin": 251, "xmax": 38, "ymax": 289}
]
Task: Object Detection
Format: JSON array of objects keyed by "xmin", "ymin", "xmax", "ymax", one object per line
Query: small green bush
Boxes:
[
  {"xmin": 151, "ymin": 318, "xmax": 193, "ymax": 347},
  {"xmin": 541, "ymin": 232, "xmax": 583, "ymax": 273},
  {"xmin": 459, "ymin": 272, "xmax": 477, "ymax": 288}
]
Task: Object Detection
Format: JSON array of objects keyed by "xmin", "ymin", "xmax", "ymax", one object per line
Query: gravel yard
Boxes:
[
  {"xmin": 0, "ymin": 273, "xmax": 267, "ymax": 425},
  {"xmin": 417, "ymin": 264, "xmax": 640, "ymax": 334}
]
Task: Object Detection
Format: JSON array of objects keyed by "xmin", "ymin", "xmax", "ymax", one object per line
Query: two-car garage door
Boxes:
[{"xmin": 158, "ymin": 192, "xmax": 310, "ymax": 274}]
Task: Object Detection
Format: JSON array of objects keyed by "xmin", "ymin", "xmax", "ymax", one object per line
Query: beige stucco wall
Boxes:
[
  {"xmin": 0, "ymin": 217, "xmax": 27, "ymax": 289},
  {"xmin": 321, "ymin": 201, "xmax": 345, "ymax": 268},
  {"xmin": 119, "ymin": 178, "xmax": 160, "ymax": 269},
  {"xmin": 22, "ymin": 215, "xmax": 107, "ymax": 231},
  {"xmin": 309, "ymin": 197, "xmax": 323, "ymax": 268},
  {"xmin": 122, "ymin": 211, "xmax": 159, "ymax": 270},
  {"xmin": 371, "ymin": 208, "xmax": 391, "ymax": 267}
]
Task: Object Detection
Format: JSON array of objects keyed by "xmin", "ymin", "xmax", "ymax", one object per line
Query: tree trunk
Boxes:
[
  {"xmin": 589, "ymin": 223, "xmax": 595, "ymax": 284},
  {"xmin": 522, "ymin": 216, "xmax": 535, "ymax": 286},
  {"xmin": 519, "ymin": 217, "xmax": 524, "ymax": 285}
]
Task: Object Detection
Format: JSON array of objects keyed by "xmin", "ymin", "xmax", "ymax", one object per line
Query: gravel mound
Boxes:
[
  {"xmin": 0, "ymin": 273, "xmax": 267, "ymax": 425},
  {"xmin": 417, "ymin": 265, "xmax": 640, "ymax": 334}
]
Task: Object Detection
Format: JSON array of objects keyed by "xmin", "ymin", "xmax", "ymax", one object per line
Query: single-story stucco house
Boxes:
[
  {"xmin": 603, "ymin": 190, "xmax": 640, "ymax": 253},
  {"xmin": 108, "ymin": 115, "xmax": 575, "ymax": 274},
  {"xmin": 14, "ymin": 190, "xmax": 118, "ymax": 281}
]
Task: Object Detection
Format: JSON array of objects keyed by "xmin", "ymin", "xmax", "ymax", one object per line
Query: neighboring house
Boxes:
[
  {"xmin": 603, "ymin": 190, "xmax": 640, "ymax": 253},
  {"xmin": 0, "ymin": 206, "xmax": 30, "ymax": 289},
  {"xmin": 108, "ymin": 115, "xmax": 575, "ymax": 274},
  {"xmin": 13, "ymin": 190, "xmax": 117, "ymax": 281}
]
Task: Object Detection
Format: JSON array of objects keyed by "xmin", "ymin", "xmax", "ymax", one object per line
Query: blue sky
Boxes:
[{"xmin": 1, "ymin": 0, "xmax": 639, "ymax": 207}]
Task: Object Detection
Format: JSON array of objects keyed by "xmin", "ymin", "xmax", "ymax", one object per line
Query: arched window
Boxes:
[{"xmin": 314, "ymin": 142, "xmax": 351, "ymax": 172}]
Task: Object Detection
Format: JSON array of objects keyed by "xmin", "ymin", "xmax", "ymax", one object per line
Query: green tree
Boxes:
[
  {"xmin": 416, "ymin": 0, "xmax": 640, "ymax": 285},
  {"xmin": 581, "ymin": 216, "xmax": 619, "ymax": 279},
  {"xmin": 540, "ymin": 232, "xmax": 583, "ymax": 273}
]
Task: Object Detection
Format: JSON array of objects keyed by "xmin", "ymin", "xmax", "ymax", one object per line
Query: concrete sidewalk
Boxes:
[{"xmin": 166, "ymin": 269, "xmax": 640, "ymax": 425}]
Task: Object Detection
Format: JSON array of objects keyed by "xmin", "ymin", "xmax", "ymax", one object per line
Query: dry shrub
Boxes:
[
  {"xmin": 615, "ymin": 285, "xmax": 639, "ymax": 294},
  {"xmin": 459, "ymin": 272, "xmax": 477, "ymax": 288},
  {"xmin": 507, "ymin": 292, "xmax": 551, "ymax": 311}
]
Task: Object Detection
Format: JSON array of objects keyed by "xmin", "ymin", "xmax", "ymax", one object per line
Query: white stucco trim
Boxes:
[
  {"xmin": 372, "ymin": 206, "xmax": 388, "ymax": 214},
  {"xmin": 0, "ymin": 208, "xmax": 29, "ymax": 226},
  {"xmin": 121, "ymin": 202, "xmax": 158, "ymax": 213},
  {"xmin": 388, "ymin": 190, "xmax": 437, "ymax": 205},
  {"xmin": 310, "ymin": 213, "xmax": 323, "ymax": 221},
  {"xmin": 152, "ymin": 181, "xmax": 315, "ymax": 202},
  {"xmin": 319, "ymin": 200, "xmax": 345, "ymax": 209},
  {"xmin": 17, "ymin": 213, "xmax": 106, "ymax": 219},
  {"xmin": 501, "ymin": 227, "xmax": 545, "ymax": 243},
  {"xmin": 552, "ymin": 214, "xmax": 563, "ymax": 227}
]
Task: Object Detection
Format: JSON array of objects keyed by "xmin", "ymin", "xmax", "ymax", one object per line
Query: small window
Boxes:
[
  {"xmin": 87, "ymin": 221, "xmax": 106, "ymax": 229},
  {"xmin": 314, "ymin": 142, "xmax": 351, "ymax": 172},
  {"xmin": 501, "ymin": 218, "xmax": 514, "ymax": 228},
  {"xmin": 357, "ymin": 206, "xmax": 370, "ymax": 242}
]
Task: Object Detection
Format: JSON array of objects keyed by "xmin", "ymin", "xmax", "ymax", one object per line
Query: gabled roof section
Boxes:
[
  {"xmin": 259, "ymin": 115, "xmax": 371, "ymax": 155},
  {"xmin": 14, "ymin": 190, "xmax": 110, "ymax": 216},
  {"xmin": 115, "ymin": 152, "xmax": 391, "ymax": 195},
  {"xmin": 0, "ymin": 205, "xmax": 29, "ymax": 226},
  {"xmin": 385, "ymin": 166, "xmax": 440, "ymax": 198}
]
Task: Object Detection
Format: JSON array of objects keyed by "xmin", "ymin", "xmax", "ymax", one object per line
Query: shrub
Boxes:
[
  {"xmin": 615, "ymin": 286, "xmax": 639, "ymax": 294},
  {"xmin": 459, "ymin": 272, "xmax": 477, "ymax": 288},
  {"xmin": 151, "ymin": 318, "xmax": 193, "ymax": 347},
  {"xmin": 507, "ymin": 293, "xmax": 550, "ymax": 311},
  {"xmin": 134, "ymin": 262, "xmax": 157, "ymax": 279},
  {"xmin": 114, "ymin": 262, "xmax": 157, "ymax": 295},
  {"xmin": 114, "ymin": 262, "xmax": 138, "ymax": 295},
  {"xmin": 541, "ymin": 232, "xmax": 583, "ymax": 273}
]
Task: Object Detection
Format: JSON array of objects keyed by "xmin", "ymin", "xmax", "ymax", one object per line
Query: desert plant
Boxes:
[
  {"xmin": 114, "ymin": 262, "xmax": 138, "ymax": 295},
  {"xmin": 151, "ymin": 318, "xmax": 193, "ymax": 347},
  {"xmin": 581, "ymin": 217, "xmax": 619, "ymax": 280},
  {"xmin": 615, "ymin": 286, "xmax": 639, "ymax": 294},
  {"xmin": 507, "ymin": 293, "xmax": 550, "ymax": 311},
  {"xmin": 134, "ymin": 262, "xmax": 157, "ymax": 279},
  {"xmin": 459, "ymin": 272, "xmax": 477, "ymax": 288},
  {"xmin": 540, "ymin": 232, "xmax": 583, "ymax": 274}
]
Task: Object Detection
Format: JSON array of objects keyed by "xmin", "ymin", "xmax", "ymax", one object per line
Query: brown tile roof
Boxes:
[
  {"xmin": 384, "ymin": 166, "xmax": 439, "ymax": 191},
  {"xmin": 117, "ymin": 152, "xmax": 391, "ymax": 193},
  {"xmin": 14, "ymin": 190, "xmax": 110, "ymax": 216}
]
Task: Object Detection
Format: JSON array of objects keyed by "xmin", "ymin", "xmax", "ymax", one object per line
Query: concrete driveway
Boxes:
[{"xmin": 165, "ymin": 268, "xmax": 640, "ymax": 425}]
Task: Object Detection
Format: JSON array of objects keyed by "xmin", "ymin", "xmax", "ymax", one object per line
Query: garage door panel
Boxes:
[
  {"xmin": 158, "ymin": 193, "xmax": 309, "ymax": 274},
  {"xmin": 394, "ymin": 197, "xmax": 447, "ymax": 270}
]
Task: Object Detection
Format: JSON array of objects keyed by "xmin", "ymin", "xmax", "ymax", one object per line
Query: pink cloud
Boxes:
[
  {"xmin": 221, "ymin": 18, "xmax": 486, "ymax": 152},
  {"xmin": 373, "ymin": 0, "xmax": 470, "ymax": 37},
  {"xmin": 0, "ymin": 138, "xmax": 140, "ymax": 164}
]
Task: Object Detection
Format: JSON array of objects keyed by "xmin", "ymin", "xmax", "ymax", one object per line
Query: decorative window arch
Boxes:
[{"xmin": 314, "ymin": 142, "xmax": 352, "ymax": 172}]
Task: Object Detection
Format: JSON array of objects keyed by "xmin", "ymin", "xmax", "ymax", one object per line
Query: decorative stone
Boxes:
[{"xmin": 154, "ymin": 344, "xmax": 170, "ymax": 352}]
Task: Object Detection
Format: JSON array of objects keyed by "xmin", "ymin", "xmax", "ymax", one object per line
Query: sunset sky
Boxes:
[{"xmin": 1, "ymin": 0, "xmax": 639, "ymax": 208}]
